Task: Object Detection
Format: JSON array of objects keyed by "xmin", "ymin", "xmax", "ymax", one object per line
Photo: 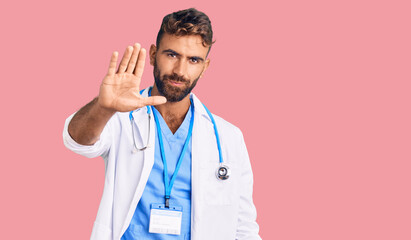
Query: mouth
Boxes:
[{"xmin": 167, "ymin": 79, "xmax": 185, "ymax": 86}]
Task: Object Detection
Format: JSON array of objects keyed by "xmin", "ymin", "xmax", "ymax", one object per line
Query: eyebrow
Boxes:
[{"xmin": 162, "ymin": 49, "xmax": 205, "ymax": 62}]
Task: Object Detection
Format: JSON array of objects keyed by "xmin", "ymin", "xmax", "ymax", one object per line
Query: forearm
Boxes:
[{"xmin": 68, "ymin": 97, "xmax": 116, "ymax": 145}]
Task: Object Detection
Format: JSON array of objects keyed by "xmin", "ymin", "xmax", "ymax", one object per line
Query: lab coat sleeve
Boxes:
[
  {"xmin": 63, "ymin": 112, "xmax": 113, "ymax": 159},
  {"xmin": 236, "ymin": 132, "xmax": 262, "ymax": 240}
]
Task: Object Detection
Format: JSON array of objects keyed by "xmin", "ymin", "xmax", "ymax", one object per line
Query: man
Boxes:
[{"xmin": 63, "ymin": 8, "xmax": 261, "ymax": 240}]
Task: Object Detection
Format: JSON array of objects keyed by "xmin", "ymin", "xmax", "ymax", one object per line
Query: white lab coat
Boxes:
[{"xmin": 63, "ymin": 88, "xmax": 261, "ymax": 240}]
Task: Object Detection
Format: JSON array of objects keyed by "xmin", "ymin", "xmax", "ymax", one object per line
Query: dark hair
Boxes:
[{"xmin": 156, "ymin": 8, "xmax": 215, "ymax": 49}]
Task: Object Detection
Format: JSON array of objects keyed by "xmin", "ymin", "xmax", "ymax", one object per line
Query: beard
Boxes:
[{"xmin": 153, "ymin": 61, "xmax": 200, "ymax": 102}]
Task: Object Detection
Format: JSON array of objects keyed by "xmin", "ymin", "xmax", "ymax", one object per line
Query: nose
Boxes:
[{"xmin": 173, "ymin": 59, "xmax": 187, "ymax": 76}]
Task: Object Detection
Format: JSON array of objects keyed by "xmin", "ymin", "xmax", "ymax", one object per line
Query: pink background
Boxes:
[{"xmin": 1, "ymin": 0, "xmax": 410, "ymax": 239}]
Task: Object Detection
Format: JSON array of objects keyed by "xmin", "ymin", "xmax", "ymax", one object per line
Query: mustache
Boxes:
[{"xmin": 163, "ymin": 73, "xmax": 189, "ymax": 83}]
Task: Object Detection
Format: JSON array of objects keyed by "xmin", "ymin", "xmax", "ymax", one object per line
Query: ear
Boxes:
[
  {"xmin": 149, "ymin": 44, "xmax": 157, "ymax": 66},
  {"xmin": 200, "ymin": 59, "xmax": 211, "ymax": 78}
]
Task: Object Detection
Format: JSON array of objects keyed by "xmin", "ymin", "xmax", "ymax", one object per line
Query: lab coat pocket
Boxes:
[{"xmin": 200, "ymin": 161, "xmax": 238, "ymax": 206}]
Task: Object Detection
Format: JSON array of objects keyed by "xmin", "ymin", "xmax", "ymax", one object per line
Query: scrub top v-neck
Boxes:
[{"xmin": 121, "ymin": 104, "xmax": 193, "ymax": 240}]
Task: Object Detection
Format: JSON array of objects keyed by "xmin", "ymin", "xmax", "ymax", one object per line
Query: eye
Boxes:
[
  {"xmin": 167, "ymin": 53, "xmax": 176, "ymax": 58},
  {"xmin": 190, "ymin": 57, "xmax": 199, "ymax": 63}
]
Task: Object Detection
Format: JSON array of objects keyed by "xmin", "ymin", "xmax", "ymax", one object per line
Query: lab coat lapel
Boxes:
[
  {"xmin": 118, "ymin": 89, "xmax": 156, "ymax": 239},
  {"xmin": 190, "ymin": 93, "xmax": 220, "ymax": 239}
]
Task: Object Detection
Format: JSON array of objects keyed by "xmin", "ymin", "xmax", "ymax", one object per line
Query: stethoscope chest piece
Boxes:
[{"xmin": 216, "ymin": 164, "xmax": 230, "ymax": 180}]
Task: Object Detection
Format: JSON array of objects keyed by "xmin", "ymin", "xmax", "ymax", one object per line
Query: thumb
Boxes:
[{"xmin": 141, "ymin": 96, "xmax": 167, "ymax": 106}]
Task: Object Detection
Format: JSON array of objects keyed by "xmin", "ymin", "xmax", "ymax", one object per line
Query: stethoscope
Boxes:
[{"xmin": 129, "ymin": 88, "xmax": 230, "ymax": 181}]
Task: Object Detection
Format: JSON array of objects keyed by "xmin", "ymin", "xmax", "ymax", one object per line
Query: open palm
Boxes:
[{"xmin": 98, "ymin": 43, "xmax": 166, "ymax": 112}]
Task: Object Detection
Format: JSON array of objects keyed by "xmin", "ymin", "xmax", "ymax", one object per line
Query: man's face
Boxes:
[{"xmin": 150, "ymin": 33, "xmax": 210, "ymax": 102}]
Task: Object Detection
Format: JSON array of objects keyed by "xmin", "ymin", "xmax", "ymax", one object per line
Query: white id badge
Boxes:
[{"xmin": 149, "ymin": 203, "xmax": 183, "ymax": 235}]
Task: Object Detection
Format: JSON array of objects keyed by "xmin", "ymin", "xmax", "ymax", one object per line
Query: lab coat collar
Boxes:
[{"xmin": 129, "ymin": 86, "xmax": 213, "ymax": 151}]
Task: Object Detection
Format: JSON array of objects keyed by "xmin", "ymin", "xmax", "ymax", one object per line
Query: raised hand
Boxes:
[{"xmin": 98, "ymin": 43, "xmax": 166, "ymax": 112}]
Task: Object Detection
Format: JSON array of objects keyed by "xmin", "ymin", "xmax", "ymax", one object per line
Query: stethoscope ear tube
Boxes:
[{"xmin": 130, "ymin": 89, "xmax": 153, "ymax": 152}]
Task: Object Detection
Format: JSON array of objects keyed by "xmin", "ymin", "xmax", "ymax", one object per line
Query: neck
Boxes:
[{"xmin": 151, "ymin": 85, "xmax": 191, "ymax": 133}]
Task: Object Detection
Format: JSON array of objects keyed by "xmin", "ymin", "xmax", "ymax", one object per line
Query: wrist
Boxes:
[{"xmin": 94, "ymin": 97, "xmax": 117, "ymax": 116}]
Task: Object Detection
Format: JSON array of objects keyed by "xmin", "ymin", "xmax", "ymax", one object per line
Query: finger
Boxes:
[
  {"xmin": 133, "ymin": 48, "xmax": 146, "ymax": 78},
  {"xmin": 107, "ymin": 51, "xmax": 118, "ymax": 76},
  {"xmin": 140, "ymin": 96, "xmax": 167, "ymax": 106},
  {"xmin": 126, "ymin": 43, "xmax": 141, "ymax": 73},
  {"xmin": 117, "ymin": 46, "xmax": 133, "ymax": 73}
]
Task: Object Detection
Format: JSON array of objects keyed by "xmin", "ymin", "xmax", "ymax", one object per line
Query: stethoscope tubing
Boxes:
[{"xmin": 129, "ymin": 87, "xmax": 229, "ymax": 180}]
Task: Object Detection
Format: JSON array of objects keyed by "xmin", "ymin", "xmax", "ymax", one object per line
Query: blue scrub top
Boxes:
[{"xmin": 122, "ymin": 105, "xmax": 193, "ymax": 240}]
